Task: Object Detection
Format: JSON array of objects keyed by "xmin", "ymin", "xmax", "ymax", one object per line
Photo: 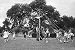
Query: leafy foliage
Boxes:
[
  {"xmin": 5, "ymin": 0, "xmax": 75, "ymax": 34},
  {"xmin": 7, "ymin": 4, "xmax": 32, "ymax": 27},
  {"xmin": 56, "ymin": 15, "xmax": 75, "ymax": 30},
  {"xmin": 6, "ymin": 0, "xmax": 60, "ymax": 30}
]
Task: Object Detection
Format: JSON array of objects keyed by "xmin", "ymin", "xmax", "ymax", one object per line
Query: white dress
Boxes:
[
  {"xmin": 67, "ymin": 33, "xmax": 74, "ymax": 38},
  {"xmin": 3, "ymin": 31, "xmax": 10, "ymax": 38}
]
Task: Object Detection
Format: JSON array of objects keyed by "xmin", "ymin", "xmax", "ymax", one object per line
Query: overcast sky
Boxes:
[{"xmin": 0, "ymin": 0, "xmax": 75, "ymax": 26}]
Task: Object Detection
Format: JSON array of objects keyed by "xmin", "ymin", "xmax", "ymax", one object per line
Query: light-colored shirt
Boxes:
[{"xmin": 3, "ymin": 31, "xmax": 10, "ymax": 38}]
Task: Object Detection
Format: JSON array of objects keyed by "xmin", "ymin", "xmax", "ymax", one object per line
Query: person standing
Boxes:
[
  {"xmin": 3, "ymin": 30, "xmax": 10, "ymax": 42},
  {"xmin": 12, "ymin": 32, "xmax": 16, "ymax": 40},
  {"xmin": 64, "ymin": 31, "xmax": 69, "ymax": 43},
  {"xmin": 68, "ymin": 29, "xmax": 74, "ymax": 42}
]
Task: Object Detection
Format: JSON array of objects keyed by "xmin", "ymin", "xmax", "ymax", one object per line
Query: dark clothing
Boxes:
[
  {"xmin": 40, "ymin": 33, "xmax": 44, "ymax": 38},
  {"xmin": 24, "ymin": 35, "xmax": 26, "ymax": 38}
]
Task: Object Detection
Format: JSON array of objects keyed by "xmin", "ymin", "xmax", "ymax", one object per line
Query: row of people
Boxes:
[
  {"xmin": 55, "ymin": 29, "xmax": 74, "ymax": 43},
  {"xmin": 2, "ymin": 25, "xmax": 74, "ymax": 43}
]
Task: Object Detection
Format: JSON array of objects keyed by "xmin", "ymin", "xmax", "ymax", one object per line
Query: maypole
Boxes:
[
  {"xmin": 38, "ymin": 18, "xmax": 40, "ymax": 41},
  {"xmin": 35, "ymin": 15, "xmax": 42, "ymax": 41},
  {"xmin": 31, "ymin": 9, "xmax": 43, "ymax": 41}
]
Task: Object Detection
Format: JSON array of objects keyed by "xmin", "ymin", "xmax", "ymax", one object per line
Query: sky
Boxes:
[{"xmin": 0, "ymin": 0, "xmax": 75, "ymax": 26}]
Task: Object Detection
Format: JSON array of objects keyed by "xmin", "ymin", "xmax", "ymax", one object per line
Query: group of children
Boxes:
[
  {"xmin": 55, "ymin": 29, "xmax": 74, "ymax": 43},
  {"xmin": 2, "ymin": 27, "xmax": 75, "ymax": 43},
  {"xmin": 2, "ymin": 29, "xmax": 16, "ymax": 42}
]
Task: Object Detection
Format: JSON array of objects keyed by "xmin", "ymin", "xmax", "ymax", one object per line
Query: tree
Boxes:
[
  {"xmin": 7, "ymin": 4, "xmax": 32, "ymax": 28},
  {"xmin": 56, "ymin": 15, "xmax": 75, "ymax": 31},
  {"xmin": 6, "ymin": 0, "xmax": 61, "ymax": 40},
  {"xmin": 72, "ymin": 18, "xmax": 75, "ymax": 28}
]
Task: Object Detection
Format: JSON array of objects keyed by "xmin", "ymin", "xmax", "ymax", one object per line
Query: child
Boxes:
[
  {"xmin": 3, "ymin": 30, "xmax": 10, "ymax": 42},
  {"xmin": 64, "ymin": 31, "xmax": 69, "ymax": 43},
  {"xmin": 68, "ymin": 30, "xmax": 74, "ymax": 42},
  {"xmin": 12, "ymin": 32, "xmax": 16, "ymax": 40}
]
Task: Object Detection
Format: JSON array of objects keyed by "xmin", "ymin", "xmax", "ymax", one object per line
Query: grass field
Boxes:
[{"xmin": 0, "ymin": 37, "xmax": 75, "ymax": 50}]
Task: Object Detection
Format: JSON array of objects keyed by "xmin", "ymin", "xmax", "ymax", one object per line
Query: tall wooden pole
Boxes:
[
  {"xmin": 39, "ymin": 18, "xmax": 40, "ymax": 41},
  {"xmin": 35, "ymin": 16, "xmax": 41, "ymax": 41}
]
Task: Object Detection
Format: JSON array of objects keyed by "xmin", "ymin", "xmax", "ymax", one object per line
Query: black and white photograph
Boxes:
[{"xmin": 0, "ymin": 0, "xmax": 75, "ymax": 50}]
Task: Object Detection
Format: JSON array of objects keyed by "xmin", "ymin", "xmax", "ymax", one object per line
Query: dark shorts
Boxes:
[
  {"xmin": 4, "ymin": 37, "xmax": 8, "ymax": 39},
  {"xmin": 40, "ymin": 34, "xmax": 44, "ymax": 38},
  {"xmin": 71, "ymin": 36, "xmax": 74, "ymax": 40}
]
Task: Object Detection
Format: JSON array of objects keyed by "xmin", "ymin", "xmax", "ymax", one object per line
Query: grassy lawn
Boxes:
[{"xmin": 0, "ymin": 37, "xmax": 75, "ymax": 50}]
